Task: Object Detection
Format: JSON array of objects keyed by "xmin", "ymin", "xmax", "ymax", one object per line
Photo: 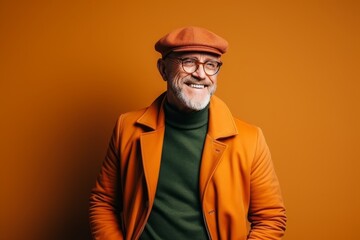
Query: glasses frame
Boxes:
[{"xmin": 167, "ymin": 57, "xmax": 223, "ymax": 76}]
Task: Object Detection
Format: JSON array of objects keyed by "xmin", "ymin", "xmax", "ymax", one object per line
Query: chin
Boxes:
[{"xmin": 178, "ymin": 92, "xmax": 211, "ymax": 111}]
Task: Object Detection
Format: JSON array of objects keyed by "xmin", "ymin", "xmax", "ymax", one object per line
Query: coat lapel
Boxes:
[
  {"xmin": 199, "ymin": 136, "xmax": 227, "ymax": 200},
  {"xmin": 199, "ymin": 95, "xmax": 238, "ymax": 199},
  {"xmin": 140, "ymin": 129, "xmax": 165, "ymax": 206},
  {"xmin": 136, "ymin": 93, "xmax": 166, "ymax": 206}
]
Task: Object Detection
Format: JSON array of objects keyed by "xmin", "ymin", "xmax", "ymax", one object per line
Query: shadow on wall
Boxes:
[{"xmin": 22, "ymin": 72, "xmax": 134, "ymax": 240}]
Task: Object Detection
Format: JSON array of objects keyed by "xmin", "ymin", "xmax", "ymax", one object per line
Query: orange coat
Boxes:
[{"xmin": 89, "ymin": 93, "xmax": 286, "ymax": 239}]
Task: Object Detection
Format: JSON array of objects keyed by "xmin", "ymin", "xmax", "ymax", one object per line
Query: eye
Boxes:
[
  {"xmin": 205, "ymin": 61, "xmax": 218, "ymax": 69},
  {"xmin": 182, "ymin": 58, "xmax": 196, "ymax": 66}
]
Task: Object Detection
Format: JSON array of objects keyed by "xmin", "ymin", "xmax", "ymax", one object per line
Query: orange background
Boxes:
[{"xmin": 1, "ymin": 1, "xmax": 359, "ymax": 239}]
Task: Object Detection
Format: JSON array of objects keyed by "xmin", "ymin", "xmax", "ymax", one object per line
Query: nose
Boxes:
[{"xmin": 191, "ymin": 64, "xmax": 207, "ymax": 80}]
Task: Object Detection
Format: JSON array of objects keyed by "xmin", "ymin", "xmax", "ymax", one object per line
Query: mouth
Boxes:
[{"xmin": 186, "ymin": 83, "xmax": 207, "ymax": 89}]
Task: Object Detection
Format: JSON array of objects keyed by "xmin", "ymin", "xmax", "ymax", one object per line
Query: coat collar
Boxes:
[{"xmin": 136, "ymin": 92, "xmax": 238, "ymax": 139}]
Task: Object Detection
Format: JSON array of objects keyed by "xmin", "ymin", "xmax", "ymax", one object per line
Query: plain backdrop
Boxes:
[{"xmin": 1, "ymin": 0, "xmax": 359, "ymax": 239}]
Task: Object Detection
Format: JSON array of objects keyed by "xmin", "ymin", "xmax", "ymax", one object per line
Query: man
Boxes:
[{"xmin": 89, "ymin": 26, "xmax": 286, "ymax": 240}]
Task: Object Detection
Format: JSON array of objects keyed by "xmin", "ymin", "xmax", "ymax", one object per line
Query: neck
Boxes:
[{"xmin": 164, "ymin": 99, "xmax": 209, "ymax": 130}]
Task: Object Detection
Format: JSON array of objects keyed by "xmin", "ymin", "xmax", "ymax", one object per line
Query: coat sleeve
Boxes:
[
  {"xmin": 89, "ymin": 118, "xmax": 124, "ymax": 240},
  {"xmin": 247, "ymin": 128, "xmax": 287, "ymax": 240}
]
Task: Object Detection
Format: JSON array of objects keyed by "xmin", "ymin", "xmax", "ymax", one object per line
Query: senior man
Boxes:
[{"xmin": 89, "ymin": 26, "xmax": 287, "ymax": 240}]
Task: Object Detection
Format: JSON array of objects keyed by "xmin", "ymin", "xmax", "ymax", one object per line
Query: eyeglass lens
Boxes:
[{"xmin": 181, "ymin": 58, "xmax": 221, "ymax": 76}]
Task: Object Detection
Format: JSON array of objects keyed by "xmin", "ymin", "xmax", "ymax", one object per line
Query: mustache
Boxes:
[{"xmin": 183, "ymin": 77, "xmax": 210, "ymax": 85}]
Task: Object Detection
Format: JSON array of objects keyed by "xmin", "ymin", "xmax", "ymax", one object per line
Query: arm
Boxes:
[
  {"xmin": 247, "ymin": 128, "xmax": 287, "ymax": 239},
  {"xmin": 89, "ymin": 119, "xmax": 124, "ymax": 240}
]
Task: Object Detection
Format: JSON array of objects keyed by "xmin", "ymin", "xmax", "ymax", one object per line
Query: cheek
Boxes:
[
  {"xmin": 166, "ymin": 64, "xmax": 181, "ymax": 77},
  {"xmin": 168, "ymin": 71, "xmax": 185, "ymax": 85},
  {"xmin": 210, "ymin": 76, "xmax": 218, "ymax": 86}
]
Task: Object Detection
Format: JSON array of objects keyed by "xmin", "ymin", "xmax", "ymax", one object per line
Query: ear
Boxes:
[{"xmin": 157, "ymin": 58, "xmax": 167, "ymax": 81}]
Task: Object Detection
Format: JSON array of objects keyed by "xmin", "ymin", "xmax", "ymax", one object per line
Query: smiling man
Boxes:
[
  {"xmin": 159, "ymin": 52, "xmax": 220, "ymax": 112},
  {"xmin": 89, "ymin": 26, "xmax": 287, "ymax": 240}
]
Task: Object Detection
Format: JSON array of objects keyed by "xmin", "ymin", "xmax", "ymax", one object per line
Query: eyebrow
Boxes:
[{"xmin": 179, "ymin": 55, "xmax": 220, "ymax": 61}]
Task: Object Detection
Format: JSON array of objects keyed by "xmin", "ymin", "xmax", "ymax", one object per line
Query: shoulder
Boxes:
[
  {"xmin": 210, "ymin": 95, "xmax": 261, "ymax": 139},
  {"xmin": 117, "ymin": 108, "xmax": 147, "ymax": 126},
  {"xmin": 233, "ymin": 117, "xmax": 260, "ymax": 136},
  {"xmin": 115, "ymin": 92, "xmax": 166, "ymax": 133}
]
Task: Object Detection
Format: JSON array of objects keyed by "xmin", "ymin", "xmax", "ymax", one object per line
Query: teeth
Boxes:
[{"xmin": 189, "ymin": 84, "xmax": 205, "ymax": 89}]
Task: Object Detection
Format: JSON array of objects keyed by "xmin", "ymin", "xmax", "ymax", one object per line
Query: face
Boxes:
[{"xmin": 158, "ymin": 52, "xmax": 221, "ymax": 112}]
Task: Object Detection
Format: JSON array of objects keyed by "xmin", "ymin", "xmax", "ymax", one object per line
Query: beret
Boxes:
[{"xmin": 155, "ymin": 26, "xmax": 228, "ymax": 57}]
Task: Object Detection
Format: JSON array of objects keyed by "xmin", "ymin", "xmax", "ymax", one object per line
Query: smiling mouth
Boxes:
[{"xmin": 187, "ymin": 83, "xmax": 206, "ymax": 89}]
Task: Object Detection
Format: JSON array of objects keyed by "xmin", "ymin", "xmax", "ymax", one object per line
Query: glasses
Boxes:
[{"xmin": 167, "ymin": 57, "xmax": 222, "ymax": 76}]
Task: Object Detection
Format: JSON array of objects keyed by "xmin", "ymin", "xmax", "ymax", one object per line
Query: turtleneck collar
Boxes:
[{"xmin": 164, "ymin": 100, "xmax": 209, "ymax": 130}]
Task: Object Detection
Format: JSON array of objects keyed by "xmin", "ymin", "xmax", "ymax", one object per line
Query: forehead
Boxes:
[{"xmin": 171, "ymin": 51, "xmax": 221, "ymax": 61}]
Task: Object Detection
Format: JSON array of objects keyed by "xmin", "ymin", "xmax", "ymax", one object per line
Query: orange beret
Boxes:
[{"xmin": 155, "ymin": 26, "xmax": 228, "ymax": 57}]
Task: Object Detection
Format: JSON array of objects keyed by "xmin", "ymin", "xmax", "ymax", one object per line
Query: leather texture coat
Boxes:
[{"xmin": 89, "ymin": 93, "xmax": 287, "ymax": 239}]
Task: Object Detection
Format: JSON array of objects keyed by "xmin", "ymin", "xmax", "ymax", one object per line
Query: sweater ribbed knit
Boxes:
[{"xmin": 140, "ymin": 100, "xmax": 209, "ymax": 240}]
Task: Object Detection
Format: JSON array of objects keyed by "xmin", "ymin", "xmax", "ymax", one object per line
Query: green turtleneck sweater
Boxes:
[{"xmin": 140, "ymin": 101, "xmax": 209, "ymax": 240}]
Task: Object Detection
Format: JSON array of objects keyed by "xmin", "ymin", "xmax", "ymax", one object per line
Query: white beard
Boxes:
[
  {"xmin": 176, "ymin": 88, "xmax": 213, "ymax": 111},
  {"xmin": 168, "ymin": 79, "xmax": 217, "ymax": 111}
]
